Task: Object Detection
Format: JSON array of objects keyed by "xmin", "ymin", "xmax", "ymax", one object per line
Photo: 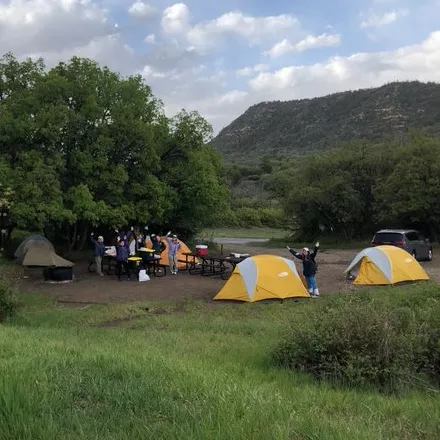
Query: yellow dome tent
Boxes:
[
  {"xmin": 146, "ymin": 237, "xmax": 195, "ymax": 269},
  {"xmin": 214, "ymin": 255, "xmax": 310, "ymax": 302},
  {"xmin": 345, "ymin": 245, "xmax": 429, "ymax": 285}
]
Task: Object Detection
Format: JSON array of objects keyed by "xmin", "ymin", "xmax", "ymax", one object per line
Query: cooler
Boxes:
[{"xmin": 196, "ymin": 244, "xmax": 208, "ymax": 257}]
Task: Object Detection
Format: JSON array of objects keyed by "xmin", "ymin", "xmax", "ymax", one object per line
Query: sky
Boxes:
[{"xmin": 1, "ymin": 0, "xmax": 440, "ymax": 134}]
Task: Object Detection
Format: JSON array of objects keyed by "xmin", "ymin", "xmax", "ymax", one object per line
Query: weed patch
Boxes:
[{"xmin": 274, "ymin": 283, "xmax": 440, "ymax": 392}]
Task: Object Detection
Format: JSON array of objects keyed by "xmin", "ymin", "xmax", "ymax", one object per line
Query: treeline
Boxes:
[
  {"xmin": 220, "ymin": 157, "xmax": 288, "ymax": 229},
  {"xmin": 0, "ymin": 53, "xmax": 229, "ymax": 252},
  {"xmin": 264, "ymin": 134, "xmax": 440, "ymax": 241}
]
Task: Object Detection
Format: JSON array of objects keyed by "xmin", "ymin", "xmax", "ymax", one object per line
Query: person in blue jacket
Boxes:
[
  {"xmin": 287, "ymin": 242, "xmax": 320, "ymax": 297},
  {"xmin": 115, "ymin": 239, "xmax": 131, "ymax": 281},
  {"xmin": 90, "ymin": 232, "xmax": 105, "ymax": 276}
]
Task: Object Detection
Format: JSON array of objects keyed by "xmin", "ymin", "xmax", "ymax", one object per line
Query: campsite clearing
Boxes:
[{"xmin": 18, "ymin": 244, "xmax": 440, "ymax": 305}]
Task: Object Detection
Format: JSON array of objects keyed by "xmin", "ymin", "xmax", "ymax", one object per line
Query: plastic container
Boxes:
[{"xmin": 196, "ymin": 244, "xmax": 208, "ymax": 257}]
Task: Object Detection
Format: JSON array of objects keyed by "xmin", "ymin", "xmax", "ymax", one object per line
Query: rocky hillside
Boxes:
[{"xmin": 212, "ymin": 81, "xmax": 440, "ymax": 164}]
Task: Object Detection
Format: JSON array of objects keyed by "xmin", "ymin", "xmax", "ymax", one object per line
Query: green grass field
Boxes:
[
  {"xmin": 199, "ymin": 227, "xmax": 288, "ymax": 239},
  {"xmin": 1, "ymin": 287, "xmax": 440, "ymax": 439}
]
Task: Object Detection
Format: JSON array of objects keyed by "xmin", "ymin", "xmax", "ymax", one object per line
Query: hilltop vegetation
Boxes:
[
  {"xmin": 218, "ymin": 134, "xmax": 440, "ymax": 241},
  {"xmin": 212, "ymin": 81, "xmax": 440, "ymax": 164}
]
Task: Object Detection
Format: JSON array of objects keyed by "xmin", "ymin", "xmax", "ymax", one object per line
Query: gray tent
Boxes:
[
  {"xmin": 15, "ymin": 234, "xmax": 74, "ymax": 267},
  {"xmin": 19, "ymin": 247, "xmax": 74, "ymax": 267},
  {"xmin": 14, "ymin": 234, "xmax": 54, "ymax": 260}
]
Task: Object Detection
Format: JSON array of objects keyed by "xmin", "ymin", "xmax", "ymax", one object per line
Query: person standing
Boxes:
[
  {"xmin": 165, "ymin": 232, "xmax": 182, "ymax": 275},
  {"xmin": 287, "ymin": 242, "xmax": 320, "ymax": 297},
  {"xmin": 90, "ymin": 233, "xmax": 105, "ymax": 276},
  {"xmin": 116, "ymin": 239, "xmax": 131, "ymax": 281}
]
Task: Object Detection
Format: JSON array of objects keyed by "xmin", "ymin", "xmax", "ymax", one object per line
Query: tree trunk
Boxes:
[
  {"xmin": 67, "ymin": 222, "xmax": 78, "ymax": 254},
  {"xmin": 78, "ymin": 224, "xmax": 89, "ymax": 251},
  {"xmin": 66, "ymin": 225, "xmax": 72, "ymax": 253}
]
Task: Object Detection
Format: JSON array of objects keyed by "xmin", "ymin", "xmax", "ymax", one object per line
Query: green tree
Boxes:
[
  {"xmin": 161, "ymin": 111, "xmax": 229, "ymax": 234},
  {"xmin": 8, "ymin": 151, "xmax": 68, "ymax": 232},
  {"xmin": 374, "ymin": 136, "xmax": 440, "ymax": 239},
  {"xmin": 0, "ymin": 53, "xmax": 231, "ymax": 249}
]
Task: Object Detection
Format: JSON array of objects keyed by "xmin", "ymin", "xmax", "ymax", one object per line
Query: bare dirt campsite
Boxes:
[{"xmin": 19, "ymin": 242, "xmax": 440, "ymax": 306}]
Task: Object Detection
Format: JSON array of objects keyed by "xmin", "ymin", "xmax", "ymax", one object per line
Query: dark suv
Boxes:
[{"xmin": 372, "ymin": 229, "xmax": 433, "ymax": 261}]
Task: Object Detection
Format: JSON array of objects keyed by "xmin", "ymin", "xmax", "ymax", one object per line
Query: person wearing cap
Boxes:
[
  {"xmin": 287, "ymin": 242, "xmax": 320, "ymax": 297},
  {"xmin": 165, "ymin": 231, "xmax": 182, "ymax": 275},
  {"xmin": 90, "ymin": 232, "xmax": 105, "ymax": 276}
]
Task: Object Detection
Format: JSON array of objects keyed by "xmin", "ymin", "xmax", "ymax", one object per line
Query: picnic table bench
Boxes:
[{"xmin": 181, "ymin": 252, "xmax": 247, "ymax": 279}]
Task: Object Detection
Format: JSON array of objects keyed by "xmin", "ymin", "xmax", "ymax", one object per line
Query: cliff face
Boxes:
[{"xmin": 211, "ymin": 81, "xmax": 440, "ymax": 164}]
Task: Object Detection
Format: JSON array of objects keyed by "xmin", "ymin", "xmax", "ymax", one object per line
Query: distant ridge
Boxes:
[{"xmin": 211, "ymin": 81, "xmax": 440, "ymax": 164}]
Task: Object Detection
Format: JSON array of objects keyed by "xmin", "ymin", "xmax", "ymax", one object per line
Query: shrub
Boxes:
[
  {"xmin": 259, "ymin": 207, "xmax": 285, "ymax": 228},
  {"xmin": 235, "ymin": 207, "xmax": 262, "ymax": 227},
  {"xmin": 274, "ymin": 285, "xmax": 440, "ymax": 392},
  {"xmin": 212, "ymin": 209, "xmax": 239, "ymax": 227},
  {"xmin": 0, "ymin": 281, "xmax": 20, "ymax": 323}
]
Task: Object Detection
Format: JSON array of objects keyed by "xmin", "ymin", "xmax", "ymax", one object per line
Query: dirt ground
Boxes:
[{"xmin": 19, "ymin": 244, "xmax": 440, "ymax": 305}]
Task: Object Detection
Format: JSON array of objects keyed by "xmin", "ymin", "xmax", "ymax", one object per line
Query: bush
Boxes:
[
  {"xmin": 235, "ymin": 207, "xmax": 262, "ymax": 227},
  {"xmin": 259, "ymin": 207, "xmax": 285, "ymax": 228},
  {"xmin": 274, "ymin": 285, "xmax": 440, "ymax": 392},
  {"xmin": 0, "ymin": 281, "xmax": 20, "ymax": 322}
]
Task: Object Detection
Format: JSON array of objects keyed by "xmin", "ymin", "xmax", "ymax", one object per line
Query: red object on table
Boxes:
[
  {"xmin": 196, "ymin": 248, "xmax": 208, "ymax": 257},
  {"xmin": 196, "ymin": 247, "xmax": 208, "ymax": 257}
]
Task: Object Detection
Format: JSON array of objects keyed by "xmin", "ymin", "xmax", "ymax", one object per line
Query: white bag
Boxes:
[{"xmin": 138, "ymin": 269, "xmax": 150, "ymax": 282}]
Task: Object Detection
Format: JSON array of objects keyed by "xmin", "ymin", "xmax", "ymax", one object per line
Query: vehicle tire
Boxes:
[{"xmin": 427, "ymin": 248, "xmax": 433, "ymax": 262}]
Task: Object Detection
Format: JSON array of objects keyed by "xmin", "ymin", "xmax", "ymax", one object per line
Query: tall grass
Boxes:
[
  {"xmin": 199, "ymin": 227, "xmax": 288, "ymax": 239},
  {"xmin": 0, "ymin": 288, "xmax": 439, "ymax": 439}
]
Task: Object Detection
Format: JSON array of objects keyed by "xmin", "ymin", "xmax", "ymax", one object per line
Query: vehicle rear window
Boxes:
[
  {"xmin": 373, "ymin": 232, "xmax": 404, "ymax": 243},
  {"xmin": 405, "ymin": 232, "xmax": 418, "ymax": 241}
]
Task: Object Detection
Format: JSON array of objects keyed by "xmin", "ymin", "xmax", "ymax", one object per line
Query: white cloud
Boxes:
[
  {"xmin": 266, "ymin": 33, "xmax": 341, "ymax": 58},
  {"xmin": 145, "ymin": 33, "xmax": 156, "ymax": 44},
  {"xmin": 360, "ymin": 9, "xmax": 409, "ymax": 28},
  {"xmin": 162, "ymin": 3, "xmax": 190, "ymax": 34},
  {"xmin": 236, "ymin": 64, "xmax": 269, "ymax": 77},
  {"xmin": 0, "ymin": 0, "xmax": 111, "ymax": 54},
  {"xmin": 192, "ymin": 30, "xmax": 440, "ymax": 132},
  {"xmin": 250, "ymin": 31, "xmax": 440, "ymax": 97},
  {"xmin": 1, "ymin": 0, "xmax": 440, "ymax": 137},
  {"xmin": 186, "ymin": 11, "xmax": 299, "ymax": 49},
  {"xmin": 128, "ymin": 1, "xmax": 155, "ymax": 19}
]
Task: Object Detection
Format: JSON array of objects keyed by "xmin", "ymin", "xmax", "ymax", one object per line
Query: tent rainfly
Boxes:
[
  {"xmin": 147, "ymin": 237, "xmax": 194, "ymax": 269},
  {"xmin": 14, "ymin": 234, "xmax": 54, "ymax": 260},
  {"xmin": 345, "ymin": 245, "xmax": 429, "ymax": 285},
  {"xmin": 214, "ymin": 254, "xmax": 310, "ymax": 302},
  {"xmin": 19, "ymin": 247, "xmax": 75, "ymax": 268}
]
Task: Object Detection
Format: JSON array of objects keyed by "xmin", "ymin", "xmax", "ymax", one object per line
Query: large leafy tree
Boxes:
[
  {"xmin": 159, "ymin": 110, "xmax": 229, "ymax": 235},
  {"xmin": 277, "ymin": 137, "xmax": 440, "ymax": 241},
  {"xmin": 0, "ymin": 53, "xmax": 230, "ymax": 251},
  {"xmin": 374, "ymin": 135, "xmax": 440, "ymax": 239}
]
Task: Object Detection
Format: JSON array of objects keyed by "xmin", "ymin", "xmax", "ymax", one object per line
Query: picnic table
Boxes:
[
  {"xmin": 182, "ymin": 252, "xmax": 247, "ymax": 279},
  {"xmin": 89, "ymin": 253, "xmax": 166, "ymax": 277}
]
